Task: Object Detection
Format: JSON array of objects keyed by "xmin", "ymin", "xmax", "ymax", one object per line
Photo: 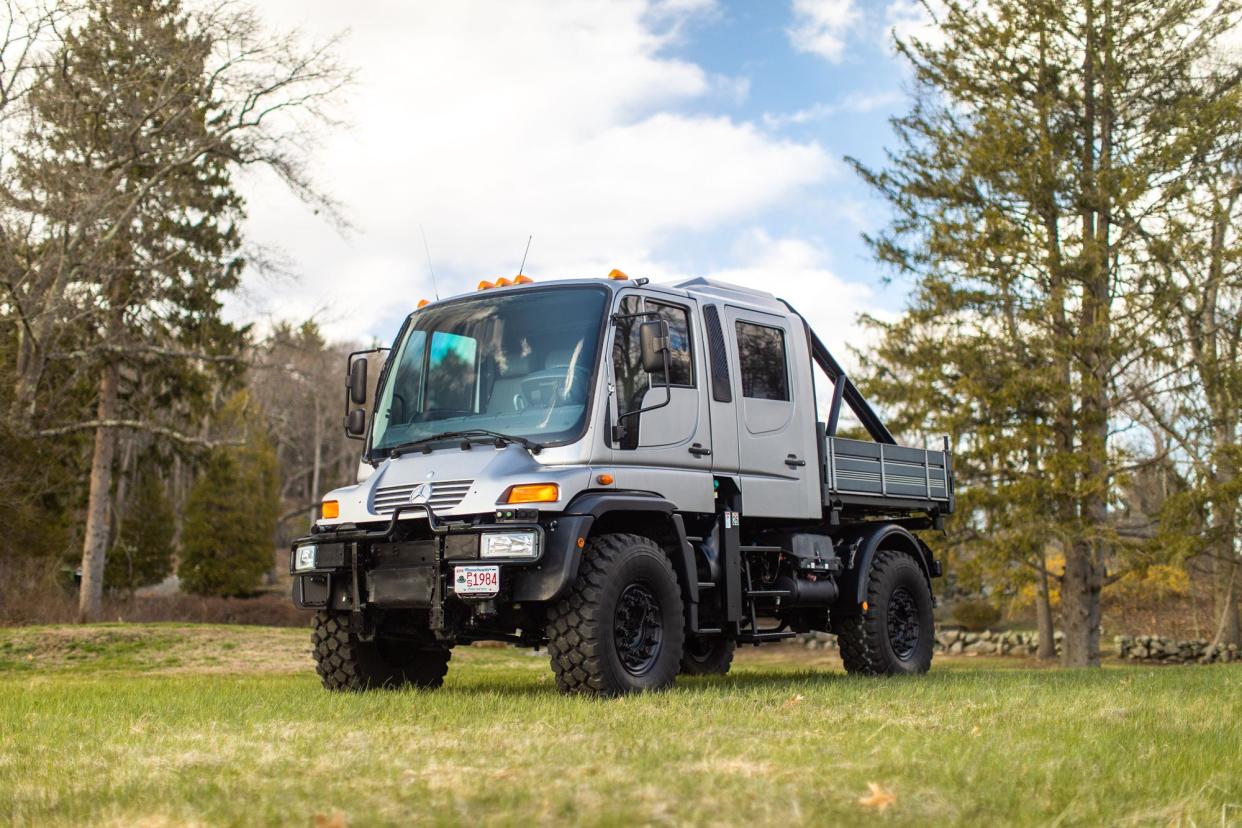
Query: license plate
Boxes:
[{"xmin": 454, "ymin": 565, "xmax": 500, "ymax": 596}]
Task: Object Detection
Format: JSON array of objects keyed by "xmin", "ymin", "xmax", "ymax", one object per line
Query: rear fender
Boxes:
[{"xmin": 833, "ymin": 523, "xmax": 937, "ymax": 613}]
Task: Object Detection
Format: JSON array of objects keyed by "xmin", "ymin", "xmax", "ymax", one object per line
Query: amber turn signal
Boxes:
[
  {"xmin": 321, "ymin": 500, "xmax": 340, "ymax": 519},
  {"xmin": 596, "ymin": 473, "xmax": 614, "ymax": 485},
  {"xmin": 503, "ymin": 483, "xmax": 560, "ymax": 504}
]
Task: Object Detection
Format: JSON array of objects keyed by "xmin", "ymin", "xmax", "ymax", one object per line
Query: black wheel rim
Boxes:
[
  {"xmin": 887, "ymin": 586, "xmax": 921, "ymax": 660},
  {"xmin": 614, "ymin": 582, "xmax": 664, "ymax": 677}
]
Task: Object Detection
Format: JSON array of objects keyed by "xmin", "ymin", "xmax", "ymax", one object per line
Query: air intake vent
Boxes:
[{"xmin": 371, "ymin": 480, "xmax": 473, "ymax": 515}]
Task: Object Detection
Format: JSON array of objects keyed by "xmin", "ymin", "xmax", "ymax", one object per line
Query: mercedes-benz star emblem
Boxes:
[{"xmin": 408, "ymin": 483, "xmax": 431, "ymax": 505}]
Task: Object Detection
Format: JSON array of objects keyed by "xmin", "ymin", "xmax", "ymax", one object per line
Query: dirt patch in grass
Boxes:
[{"xmin": 0, "ymin": 624, "xmax": 310, "ymax": 675}]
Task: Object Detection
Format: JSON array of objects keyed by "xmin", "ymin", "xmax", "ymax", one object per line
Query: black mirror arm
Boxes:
[{"xmin": 615, "ymin": 348, "xmax": 672, "ymax": 428}]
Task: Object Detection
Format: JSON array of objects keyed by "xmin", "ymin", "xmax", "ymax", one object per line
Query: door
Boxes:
[
  {"xmin": 723, "ymin": 306, "xmax": 819, "ymax": 519},
  {"xmin": 607, "ymin": 291, "xmax": 714, "ymax": 513}
]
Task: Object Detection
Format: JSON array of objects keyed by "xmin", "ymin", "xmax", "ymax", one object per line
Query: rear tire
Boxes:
[
  {"xmin": 680, "ymin": 636, "xmax": 735, "ymax": 676},
  {"xmin": 836, "ymin": 549, "xmax": 934, "ymax": 676},
  {"xmin": 312, "ymin": 611, "xmax": 451, "ymax": 691},
  {"xmin": 546, "ymin": 533, "xmax": 685, "ymax": 696}
]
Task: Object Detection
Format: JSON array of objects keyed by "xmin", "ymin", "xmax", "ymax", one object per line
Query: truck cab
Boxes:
[{"xmin": 292, "ymin": 273, "xmax": 952, "ymax": 696}]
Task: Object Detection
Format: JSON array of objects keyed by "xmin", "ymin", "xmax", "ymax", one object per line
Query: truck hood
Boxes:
[{"xmin": 320, "ymin": 444, "xmax": 595, "ymax": 526}]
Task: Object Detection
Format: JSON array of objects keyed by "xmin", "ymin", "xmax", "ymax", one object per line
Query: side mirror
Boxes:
[
  {"xmin": 345, "ymin": 408, "xmax": 367, "ymax": 437},
  {"xmin": 639, "ymin": 319, "xmax": 669, "ymax": 374},
  {"xmin": 348, "ymin": 357, "xmax": 368, "ymax": 405}
]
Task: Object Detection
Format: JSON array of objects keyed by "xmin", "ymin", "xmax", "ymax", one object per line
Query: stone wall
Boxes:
[
  {"xmin": 1116, "ymin": 635, "xmax": 1239, "ymax": 664},
  {"xmin": 797, "ymin": 630, "xmax": 1240, "ymax": 663},
  {"xmin": 799, "ymin": 629, "xmax": 1051, "ymax": 656}
]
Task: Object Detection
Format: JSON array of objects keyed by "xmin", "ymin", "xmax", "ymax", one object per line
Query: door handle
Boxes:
[
  {"xmin": 689, "ymin": 443, "xmax": 712, "ymax": 457},
  {"xmin": 785, "ymin": 454, "xmax": 806, "ymax": 468}
]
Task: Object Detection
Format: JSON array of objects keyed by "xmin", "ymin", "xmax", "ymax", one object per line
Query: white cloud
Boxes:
[
  {"xmin": 228, "ymin": 0, "xmax": 835, "ymax": 342},
  {"xmin": 762, "ymin": 89, "xmax": 904, "ymax": 128},
  {"xmin": 787, "ymin": 0, "xmax": 862, "ymax": 63},
  {"xmin": 698, "ymin": 229, "xmax": 881, "ymax": 370},
  {"xmin": 884, "ymin": 0, "xmax": 948, "ymax": 53}
]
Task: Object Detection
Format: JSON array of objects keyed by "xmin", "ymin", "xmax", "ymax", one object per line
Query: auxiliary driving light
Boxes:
[
  {"xmin": 480, "ymin": 531, "xmax": 538, "ymax": 560},
  {"xmin": 294, "ymin": 545, "xmax": 318, "ymax": 572}
]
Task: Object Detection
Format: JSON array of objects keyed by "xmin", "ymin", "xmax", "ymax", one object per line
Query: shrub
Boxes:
[{"xmin": 952, "ymin": 598, "xmax": 1002, "ymax": 631}]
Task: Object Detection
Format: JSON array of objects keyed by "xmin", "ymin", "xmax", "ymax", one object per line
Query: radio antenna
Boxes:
[
  {"xmin": 420, "ymin": 224, "xmax": 440, "ymax": 300},
  {"xmin": 518, "ymin": 234, "xmax": 533, "ymax": 276}
]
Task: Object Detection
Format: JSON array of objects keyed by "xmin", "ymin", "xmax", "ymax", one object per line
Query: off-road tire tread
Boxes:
[
  {"xmin": 680, "ymin": 637, "xmax": 735, "ymax": 676},
  {"xmin": 546, "ymin": 533, "xmax": 684, "ymax": 696},
  {"xmin": 312, "ymin": 611, "xmax": 451, "ymax": 691},
  {"xmin": 836, "ymin": 549, "xmax": 933, "ymax": 676}
]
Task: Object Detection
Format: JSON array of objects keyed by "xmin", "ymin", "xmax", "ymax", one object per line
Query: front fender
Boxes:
[{"xmin": 511, "ymin": 491, "xmax": 698, "ymax": 612}]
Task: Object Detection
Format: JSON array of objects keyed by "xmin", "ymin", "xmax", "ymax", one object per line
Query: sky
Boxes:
[{"xmin": 230, "ymin": 0, "xmax": 940, "ymax": 364}]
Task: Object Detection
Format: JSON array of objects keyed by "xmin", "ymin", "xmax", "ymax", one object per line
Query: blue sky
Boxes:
[
  {"xmin": 233, "ymin": 0, "xmax": 938, "ymax": 363},
  {"xmin": 653, "ymin": 0, "xmax": 916, "ymax": 295}
]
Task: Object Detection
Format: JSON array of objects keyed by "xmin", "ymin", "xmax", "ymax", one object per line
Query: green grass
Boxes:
[{"xmin": 1, "ymin": 624, "xmax": 1240, "ymax": 826}]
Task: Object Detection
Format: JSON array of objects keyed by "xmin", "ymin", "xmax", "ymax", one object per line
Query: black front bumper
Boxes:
[{"xmin": 290, "ymin": 514, "xmax": 594, "ymax": 611}]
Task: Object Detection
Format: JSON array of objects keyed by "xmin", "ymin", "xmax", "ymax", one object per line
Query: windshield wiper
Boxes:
[{"xmin": 386, "ymin": 429, "xmax": 543, "ymax": 457}]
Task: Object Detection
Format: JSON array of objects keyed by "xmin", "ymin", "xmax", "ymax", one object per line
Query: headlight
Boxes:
[
  {"xmin": 293, "ymin": 545, "xmax": 318, "ymax": 571},
  {"xmin": 480, "ymin": 531, "xmax": 538, "ymax": 560}
]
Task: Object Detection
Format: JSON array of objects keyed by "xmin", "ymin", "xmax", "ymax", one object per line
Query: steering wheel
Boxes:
[{"xmin": 519, "ymin": 365, "xmax": 591, "ymax": 409}]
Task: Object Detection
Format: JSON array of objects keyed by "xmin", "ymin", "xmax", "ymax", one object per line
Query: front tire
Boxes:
[
  {"xmin": 312, "ymin": 611, "xmax": 451, "ymax": 691},
  {"xmin": 680, "ymin": 636, "xmax": 735, "ymax": 676},
  {"xmin": 836, "ymin": 549, "xmax": 934, "ymax": 675},
  {"xmin": 546, "ymin": 533, "xmax": 685, "ymax": 696}
]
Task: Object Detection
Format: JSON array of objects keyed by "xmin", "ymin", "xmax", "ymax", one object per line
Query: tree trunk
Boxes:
[
  {"xmin": 78, "ymin": 361, "xmax": 120, "ymax": 622},
  {"xmin": 309, "ymin": 393, "xmax": 322, "ymax": 527},
  {"xmin": 1214, "ymin": 552, "xmax": 1241, "ymax": 648},
  {"xmin": 1036, "ymin": 549, "xmax": 1056, "ymax": 659},
  {"xmin": 1060, "ymin": 540, "xmax": 1103, "ymax": 666}
]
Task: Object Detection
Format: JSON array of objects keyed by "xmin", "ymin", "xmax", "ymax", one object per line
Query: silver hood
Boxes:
[{"xmin": 318, "ymin": 444, "xmax": 598, "ymax": 526}]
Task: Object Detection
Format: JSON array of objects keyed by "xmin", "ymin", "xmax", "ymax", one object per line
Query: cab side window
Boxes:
[
  {"xmin": 612, "ymin": 296, "xmax": 695, "ymax": 417},
  {"xmin": 650, "ymin": 301, "xmax": 693, "ymax": 387},
  {"xmin": 735, "ymin": 321, "xmax": 789, "ymax": 401}
]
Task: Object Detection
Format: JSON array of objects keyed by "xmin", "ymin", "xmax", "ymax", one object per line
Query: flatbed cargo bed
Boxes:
[{"xmin": 821, "ymin": 434, "xmax": 953, "ymax": 516}]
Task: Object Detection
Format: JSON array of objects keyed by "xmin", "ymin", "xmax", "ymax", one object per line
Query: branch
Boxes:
[{"xmin": 34, "ymin": 419, "xmax": 242, "ymax": 447}]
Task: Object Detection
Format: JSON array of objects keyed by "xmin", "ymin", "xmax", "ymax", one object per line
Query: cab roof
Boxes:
[{"xmin": 428, "ymin": 273, "xmax": 792, "ymax": 318}]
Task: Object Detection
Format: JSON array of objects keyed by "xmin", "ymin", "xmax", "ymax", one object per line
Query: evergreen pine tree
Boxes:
[
  {"xmin": 106, "ymin": 470, "xmax": 175, "ymax": 594},
  {"xmin": 179, "ymin": 424, "xmax": 280, "ymax": 598}
]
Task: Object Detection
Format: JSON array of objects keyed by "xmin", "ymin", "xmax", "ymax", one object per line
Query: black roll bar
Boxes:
[{"xmin": 779, "ymin": 299, "xmax": 895, "ymax": 445}]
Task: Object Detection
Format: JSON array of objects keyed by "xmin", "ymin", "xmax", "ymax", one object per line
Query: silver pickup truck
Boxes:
[{"xmin": 290, "ymin": 272, "xmax": 952, "ymax": 696}]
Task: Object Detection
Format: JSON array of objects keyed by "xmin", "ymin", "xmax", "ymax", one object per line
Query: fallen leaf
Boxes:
[
  {"xmin": 783, "ymin": 694, "xmax": 805, "ymax": 707},
  {"xmin": 313, "ymin": 811, "xmax": 348, "ymax": 828},
  {"xmin": 858, "ymin": 782, "xmax": 896, "ymax": 812}
]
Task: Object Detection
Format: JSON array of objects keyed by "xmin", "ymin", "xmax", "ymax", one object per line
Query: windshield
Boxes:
[{"xmin": 370, "ymin": 286, "xmax": 609, "ymax": 452}]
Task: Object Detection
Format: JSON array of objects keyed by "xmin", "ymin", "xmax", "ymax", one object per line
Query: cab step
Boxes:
[{"xmin": 736, "ymin": 630, "xmax": 798, "ymax": 643}]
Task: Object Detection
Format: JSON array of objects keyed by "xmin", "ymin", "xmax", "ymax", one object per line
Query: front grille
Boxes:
[{"xmin": 371, "ymin": 480, "xmax": 474, "ymax": 515}]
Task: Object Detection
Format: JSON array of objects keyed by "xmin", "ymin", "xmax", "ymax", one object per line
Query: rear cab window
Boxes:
[{"xmin": 735, "ymin": 321, "xmax": 789, "ymax": 401}]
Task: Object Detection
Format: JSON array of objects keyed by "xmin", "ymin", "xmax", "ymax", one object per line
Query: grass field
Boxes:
[{"xmin": 2, "ymin": 624, "xmax": 1240, "ymax": 827}]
